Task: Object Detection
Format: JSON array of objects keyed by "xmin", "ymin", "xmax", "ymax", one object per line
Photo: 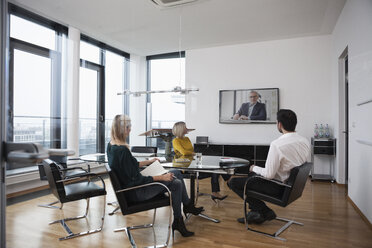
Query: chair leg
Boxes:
[
  {"xmin": 152, "ymin": 208, "xmax": 157, "ymax": 225},
  {"xmin": 114, "ymin": 204, "xmax": 173, "ymax": 248},
  {"xmin": 85, "ymin": 198, "xmax": 90, "ymax": 215},
  {"xmin": 108, "ymin": 201, "xmax": 121, "ymax": 215},
  {"xmin": 243, "ymin": 200, "xmax": 303, "ymax": 241},
  {"xmin": 38, "ymin": 200, "xmax": 63, "ymax": 209},
  {"xmin": 108, "ymin": 205, "xmax": 120, "ymax": 215},
  {"xmin": 50, "ymin": 195, "xmax": 106, "ymax": 241}
]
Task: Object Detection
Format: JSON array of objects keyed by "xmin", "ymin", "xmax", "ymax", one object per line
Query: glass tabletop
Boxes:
[{"xmin": 79, "ymin": 153, "xmax": 250, "ymax": 171}]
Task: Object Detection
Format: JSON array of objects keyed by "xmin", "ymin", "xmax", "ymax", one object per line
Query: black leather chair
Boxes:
[
  {"xmin": 131, "ymin": 146, "xmax": 158, "ymax": 154},
  {"xmin": 42, "ymin": 159, "xmax": 106, "ymax": 241},
  {"xmin": 104, "ymin": 163, "xmax": 172, "ymax": 248},
  {"xmin": 107, "ymin": 146, "xmax": 159, "ymax": 215},
  {"xmin": 243, "ymin": 162, "xmax": 312, "ymax": 241},
  {"xmin": 38, "ymin": 149, "xmax": 88, "ymax": 209}
]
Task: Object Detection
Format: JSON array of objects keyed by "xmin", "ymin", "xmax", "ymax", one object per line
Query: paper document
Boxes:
[{"xmin": 140, "ymin": 160, "xmax": 168, "ymax": 177}]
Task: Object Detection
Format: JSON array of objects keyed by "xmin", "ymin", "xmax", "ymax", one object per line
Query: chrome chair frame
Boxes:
[
  {"xmin": 243, "ymin": 163, "xmax": 311, "ymax": 241},
  {"xmin": 112, "ymin": 182, "xmax": 172, "ymax": 248},
  {"xmin": 52, "ymin": 176, "xmax": 106, "ymax": 240},
  {"xmin": 43, "ymin": 160, "xmax": 106, "ymax": 241}
]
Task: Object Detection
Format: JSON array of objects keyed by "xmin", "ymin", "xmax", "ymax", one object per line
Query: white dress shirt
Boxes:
[{"xmin": 252, "ymin": 132, "xmax": 311, "ymax": 182}]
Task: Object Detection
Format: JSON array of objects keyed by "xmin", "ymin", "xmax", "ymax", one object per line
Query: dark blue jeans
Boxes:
[{"xmin": 135, "ymin": 170, "xmax": 190, "ymax": 218}]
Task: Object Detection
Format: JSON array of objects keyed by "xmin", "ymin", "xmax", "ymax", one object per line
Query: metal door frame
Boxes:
[{"xmin": 1, "ymin": 0, "xmax": 8, "ymax": 247}]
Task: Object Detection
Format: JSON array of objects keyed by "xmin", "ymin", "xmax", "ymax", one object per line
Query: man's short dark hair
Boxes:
[{"xmin": 277, "ymin": 109, "xmax": 297, "ymax": 131}]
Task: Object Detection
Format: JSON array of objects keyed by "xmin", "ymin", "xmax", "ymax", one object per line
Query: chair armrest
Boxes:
[
  {"xmin": 243, "ymin": 175, "xmax": 291, "ymax": 197},
  {"xmin": 246, "ymin": 175, "xmax": 291, "ymax": 188},
  {"xmin": 116, "ymin": 182, "xmax": 172, "ymax": 196},
  {"xmin": 57, "ymin": 173, "xmax": 106, "ymax": 190},
  {"xmin": 59, "ymin": 167, "xmax": 88, "ymax": 173},
  {"xmin": 68, "ymin": 157, "xmax": 84, "ymax": 161}
]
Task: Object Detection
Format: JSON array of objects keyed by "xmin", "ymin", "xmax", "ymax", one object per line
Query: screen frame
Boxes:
[{"xmin": 219, "ymin": 87, "xmax": 280, "ymax": 124}]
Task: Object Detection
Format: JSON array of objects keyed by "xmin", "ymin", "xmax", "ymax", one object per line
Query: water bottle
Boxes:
[
  {"xmin": 325, "ymin": 124, "xmax": 330, "ymax": 138},
  {"xmin": 314, "ymin": 124, "xmax": 319, "ymax": 138},
  {"xmin": 319, "ymin": 124, "xmax": 324, "ymax": 138}
]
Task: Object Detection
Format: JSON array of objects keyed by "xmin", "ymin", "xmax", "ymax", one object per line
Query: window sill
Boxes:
[{"xmin": 6, "ymin": 166, "xmax": 38, "ymax": 177}]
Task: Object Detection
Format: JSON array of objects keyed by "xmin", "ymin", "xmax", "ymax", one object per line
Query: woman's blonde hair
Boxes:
[
  {"xmin": 172, "ymin": 121, "xmax": 186, "ymax": 138},
  {"xmin": 110, "ymin": 114, "xmax": 131, "ymax": 145}
]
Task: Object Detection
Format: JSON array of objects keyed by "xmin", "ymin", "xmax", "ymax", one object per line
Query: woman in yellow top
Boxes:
[{"xmin": 172, "ymin": 121, "xmax": 228, "ymax": 202}]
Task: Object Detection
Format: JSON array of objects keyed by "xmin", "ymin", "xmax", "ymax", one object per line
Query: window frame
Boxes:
[
  {"xmin": 145, "ymin": 51, "xmax": 185, "ymax": 147},
  {"xmin": 80, "ymin": 34, "xmax": 130, "ymax": 153},
  {"xmin": 8, "ymin": 38, "xmax": 62, "ymax": 149},
  {"xmin": 8, "ymin": 3, "xmax": 67, "ymax": 149},
  {"xmin": 79, "ymin": 59, "xmax": 105, "ymax": 153},
  {"xmin": 7, "ymin": 3, "xmax": 131, "ymax": 159}
]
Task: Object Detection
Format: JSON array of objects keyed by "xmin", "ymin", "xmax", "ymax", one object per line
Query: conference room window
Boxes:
[
  {"xmin": 146, "ymin": 53, "xmax": 185, "ymax": 149},
  {"xmin": 105, "ymin": 51, "xmax": 128, "ymax": 148},
  {"xmin": 79, "ymin": 36, "xmax": 129, "ymax": 155},
  {"xmin": 79, "ymin": 41, "xmax": 103, "ymax": 155},
  {"xmin": 7, "ymin": 4, "xmax": 68, "ymax": 173}
]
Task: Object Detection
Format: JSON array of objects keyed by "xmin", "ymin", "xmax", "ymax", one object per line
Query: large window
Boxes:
[
  {"xmin": 12, "ymin": 49, "xmax": 51, "ymax": 146},
  {"xmin": 147, "ymin": 52, "xmax": 185, "ymax": 149},
  {"xmin": 8, "ymin": 4, "xmax": 67, "ymax": 172},
  {"xmin": 105, "ymin": 51, "xmax": 127, "ymax": 145},
  {"xmin": 79, "ymin": 63, "xmax": 101, "ymax": 155},
  {"xmin": 7, "ymin": 4, "xmax": 130, "ymax": 171},
  {"xmin": 79, "ymin": 36, "xmax": 129, "ymax": 155}
]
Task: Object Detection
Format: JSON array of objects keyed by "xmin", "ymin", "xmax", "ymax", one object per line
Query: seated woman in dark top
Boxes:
[{"xmin": 107, "ymin": 114, "xmax": 203, "ymax": 237}]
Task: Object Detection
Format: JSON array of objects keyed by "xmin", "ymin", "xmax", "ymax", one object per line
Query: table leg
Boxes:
[
  {"xmin": 186, "ymin": 172, "xmax": 220, "ymax": 223},
  {"xmin": 190, "ymin": 174, "xmax": 195, "ymax": 205}
]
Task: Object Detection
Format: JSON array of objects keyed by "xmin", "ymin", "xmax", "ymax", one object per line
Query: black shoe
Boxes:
[
  {"xmin": 237, "ymin": 217, "xmax": 245, "ymax": 224},
  {"xmin": 172, "ymin": 217, "xmax": 194, "ymax": 238},
  {"xmin": 237, "ymin": 211, "xmax": 265, "ymax": 224},
  {"xmin": 262, "ymin": 209, "xmax": 276, "ymax": 221},
  {"xmin": 211, "ymin": 195, "xmax": 228, "ymax": 203},
  {"xmin": 183, "ymin": 202, "xmax": 204, "ymax": 216}
]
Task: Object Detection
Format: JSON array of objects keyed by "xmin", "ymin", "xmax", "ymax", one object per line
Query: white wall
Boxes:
[
  {"xmin": 332, "ymin": 0, "xmax": 372, "ymax": 223},
  {"xmin": 186, "ymin": 36, "xmax": 332, "ymax": 148}
]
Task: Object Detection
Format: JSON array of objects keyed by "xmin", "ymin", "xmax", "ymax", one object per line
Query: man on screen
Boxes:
[{"xmin": 233, "ymin": 90, "xmax": 267, "ymax": 120}]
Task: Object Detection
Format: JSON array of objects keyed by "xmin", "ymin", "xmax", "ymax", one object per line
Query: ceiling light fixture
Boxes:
[
  {"xmin": 117, "ymin": 86, "xmax": 199, "ymax": 97},
  {"xmin": 151, "ymin": 0, "xmax": 199, "ymax": 8},
  {"xmin": 118, "ymin": 6, "xmax": 199, "ymax": 98}
]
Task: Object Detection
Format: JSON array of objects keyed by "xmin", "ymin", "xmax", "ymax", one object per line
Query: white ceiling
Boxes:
[{"xmin": 10, "ymin": 0, "xmax": 346, "ymax": 56}]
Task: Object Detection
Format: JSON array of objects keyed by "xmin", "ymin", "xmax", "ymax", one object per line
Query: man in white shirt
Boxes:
[{"xmin": 228, "ymin": 109, "xmax": 310, "ymax": 224}]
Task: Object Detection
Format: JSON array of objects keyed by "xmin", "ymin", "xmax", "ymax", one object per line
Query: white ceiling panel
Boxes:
[{"xmin": 9, "ymin": 0, "xmax": 346, "ymax": 56}]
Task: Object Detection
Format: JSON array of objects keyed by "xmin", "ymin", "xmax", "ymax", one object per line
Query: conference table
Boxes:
[{"xmin": 80, "ymin": 153, "xmax": 250, "ymax": 223}]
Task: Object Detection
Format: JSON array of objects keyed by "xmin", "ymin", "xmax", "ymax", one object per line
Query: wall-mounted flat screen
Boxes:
[{"xmin": 219, "ymin": 88, "xmax": 279, "ymax": 124}]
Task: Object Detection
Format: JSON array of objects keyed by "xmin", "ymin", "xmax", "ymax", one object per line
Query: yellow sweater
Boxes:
[{"xmin": 172, "ymin": 137, "xmax": 194, "ymax": 157}]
